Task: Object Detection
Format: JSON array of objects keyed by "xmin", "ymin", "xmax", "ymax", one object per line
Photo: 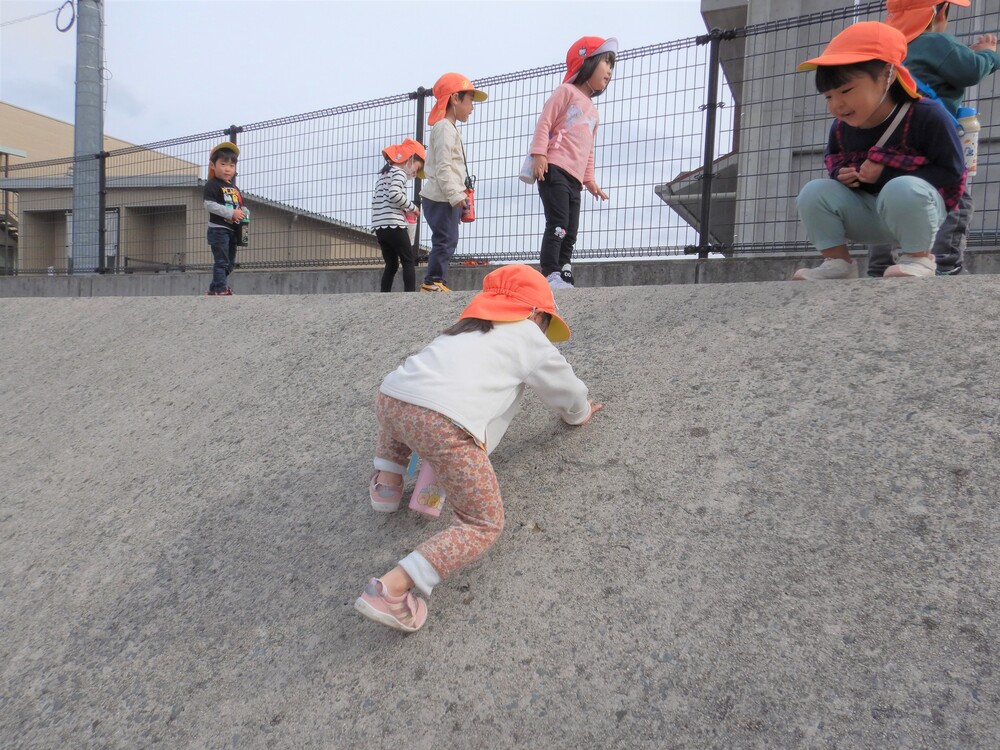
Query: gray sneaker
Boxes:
[
  {"xmin": 547, "ymin": 271, "xmax": 573, "ymax": 289},
  {"xmin": 792, "ymin": 258, "xmax": 859, "ymax": 281}
]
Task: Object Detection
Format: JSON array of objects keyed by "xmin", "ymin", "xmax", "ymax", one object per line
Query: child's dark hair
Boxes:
[
  {"xmin": 380, "ymin": 156, "xmax": 424, "ymax": 175},
  {"xmin": 575, "ymin": 52, "xmax": 616, "ymax": 97},
  {"xmin": 211, "ymin": 148, "xmax": 238, "ymax": 164},
  {"xmin": 814, "ymin": 61, "xmax": 910, "ymax": 104},
  {"xmin": 443, "ymin": 318, "xmax": 494, "ymax": 335},
  {"xmin": 935, "ymin": 2, "xmax": 951, "ymax": 19},
  {"xmin": 443, "ymin": 311, "xmax": 552, "ymax": 336}
]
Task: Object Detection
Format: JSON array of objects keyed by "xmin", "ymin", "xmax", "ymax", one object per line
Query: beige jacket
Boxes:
[{"xmin": 420, "ymin": 120, "xmax": 468, "ymax": 206}]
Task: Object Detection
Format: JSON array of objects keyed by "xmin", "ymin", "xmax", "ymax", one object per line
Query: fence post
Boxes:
[
  {"xmin": 411, "ymin": 86, "xmax": 428, "ymax": 250},
  {"xmin": 98, "ymin": 150, "xmax": 107, "ymax": 273},
  {"xmin": 688, "ymin": 28, "xmax": 730, "ymax": 259},
  {"xmin": 225, "ymin": 124, "xmax": 242, "ymax": 144}
]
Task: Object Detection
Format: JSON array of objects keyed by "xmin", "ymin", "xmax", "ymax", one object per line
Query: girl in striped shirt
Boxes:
[{"xmin": 372, "ymin": 139, "xmax": 426, "ymax": 292}]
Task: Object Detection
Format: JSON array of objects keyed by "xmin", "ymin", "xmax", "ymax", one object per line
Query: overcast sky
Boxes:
[{"xmin": 1, "ymin": 0, "xmax": 706, "ymax": 146}]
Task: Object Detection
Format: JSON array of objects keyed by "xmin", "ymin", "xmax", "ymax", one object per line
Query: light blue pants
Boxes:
[{"xmin": 796, "ymin": 176, "xmax": 946, "ymax": 254}]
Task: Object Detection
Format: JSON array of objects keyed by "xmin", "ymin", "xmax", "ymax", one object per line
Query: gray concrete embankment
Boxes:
[
  {"xmin": 2, "ymin": 249, "xmax": 1000, "ymax": 296},
  {"xmin": 1, "ymin": 278, "xmax": 998, "ymax": 748}
]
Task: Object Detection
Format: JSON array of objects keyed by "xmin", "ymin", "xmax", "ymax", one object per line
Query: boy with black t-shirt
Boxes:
[{"xmin": 204, "ymin": 141, "xmax": 247, "ymax": 295}]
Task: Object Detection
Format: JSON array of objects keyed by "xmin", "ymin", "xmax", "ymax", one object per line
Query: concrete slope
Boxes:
[{"xmin": 1, "ymin": 279, "xmax": 998, "ymax": 748}]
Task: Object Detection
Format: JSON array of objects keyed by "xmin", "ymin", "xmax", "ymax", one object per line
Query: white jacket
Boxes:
[
  {"xmin": 420, "ymin": 120, "xmax": 469, "ymax": 207},
  {"xmin": 380, "ymin": 319, "xmax": 590, "ymax": 452}
]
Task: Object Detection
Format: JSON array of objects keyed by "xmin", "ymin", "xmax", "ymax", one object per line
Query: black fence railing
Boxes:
[{"xmin": 3, "ymin": 0, "xmax": 999, "ymax": 275}]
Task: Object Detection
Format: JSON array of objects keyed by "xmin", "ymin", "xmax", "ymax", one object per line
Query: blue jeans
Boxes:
[
  {"xmin": 422, "ymin": 198, "xmax": 463, "ymax": 284},
  {"xmin": 207, "ymin": 226, "xmax": 237, "ymax": 292}
]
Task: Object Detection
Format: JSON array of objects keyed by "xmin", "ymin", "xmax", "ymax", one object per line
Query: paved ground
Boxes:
[{"xmin": 2, "ymin": 278, "xmax": 998, "ymax": 749}]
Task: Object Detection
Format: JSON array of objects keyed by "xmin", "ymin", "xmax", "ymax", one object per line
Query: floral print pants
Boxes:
[{"xmin": 374, "ymin": 393, "xmax": 504, "ymax": 581}]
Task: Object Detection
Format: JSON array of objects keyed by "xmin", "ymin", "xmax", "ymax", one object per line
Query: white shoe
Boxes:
[
  {"xmin": 547, "ymin": 271, "xmax": 573, "ymax": 289},
  {"xmin": 884, "ymin": 254, "xmax": 936, "ymax": 278},
  {"xmin": 791, "ymin": 257, "xmax": 859, "ymax": 281}
]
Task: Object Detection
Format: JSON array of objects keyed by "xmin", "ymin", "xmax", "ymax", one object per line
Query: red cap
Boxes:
[
  {"xmin": 564, "ymin": 36, "xmax": 619, "ymax": 84},
  {"xmin": 797, "ymin": 22, "xmax": 920, "ymax": 99},
  {"xmin": 886, "ymin": 0, "xmax": 970, "ymax": 42}
]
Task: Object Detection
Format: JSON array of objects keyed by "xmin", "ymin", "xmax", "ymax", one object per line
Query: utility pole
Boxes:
[{"xmin": 70, "ymin": 0, "xmax": 104, "ymax": 274}]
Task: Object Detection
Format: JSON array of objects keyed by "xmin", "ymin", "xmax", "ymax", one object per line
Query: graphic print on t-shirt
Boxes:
[{"xmin": 221, "ymin": 185, "xmax": 243, "ymax": 210}]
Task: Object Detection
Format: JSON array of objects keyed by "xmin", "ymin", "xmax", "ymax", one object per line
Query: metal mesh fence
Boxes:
[
  {"xmin": 3, "ymin": 1, "xmax": 998, "ymax": 275},
  {"xmin": 731, "ymin": 0, "xmax": 1000, "ymax": 253}
]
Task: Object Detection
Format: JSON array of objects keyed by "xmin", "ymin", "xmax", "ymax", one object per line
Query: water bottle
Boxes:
[
  {"xmin": 408, "ymin": 459, "xmax": 446, "ymax": 517},
  {"xmin": 237, "ymin": 205, "xmax": 250, "ymax": 246},
  {"xmin": 404, "ymin": 209, "xmax": 418, "ymax": 245},
  {"xmin": 461, "ymin": 188, "xmax": 476, "ymax": 223},
  {"xmin": 957, "ymin": 107, "xmax": 981, "ymax": 176}
]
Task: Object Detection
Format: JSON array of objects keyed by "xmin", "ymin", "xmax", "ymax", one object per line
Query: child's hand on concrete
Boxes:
[{"xmin": 579, "ymin": 400, "xmax": 604, "ymax": 425}]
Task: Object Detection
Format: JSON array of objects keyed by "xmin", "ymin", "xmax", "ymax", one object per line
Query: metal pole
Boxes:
[
  {"xmin": 70, "ymin": 0, "xmax": 104, "ymax": 274},
  {"xmin": 411, "ymin": 86, "xmax": 427, "ymax": 251},
  {"xmin": 696, "ymin": 29, "xmax": 723, "ymax": 260},
  {"xmin": 98, "ymin": 151, "xmax": 107, "ymax": 273},
  {"xmin": 2, "ymin": 153, "xmax": 9, "ymax": 274}
]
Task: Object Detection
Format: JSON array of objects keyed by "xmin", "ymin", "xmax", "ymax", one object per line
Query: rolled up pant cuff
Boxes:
[
  {"xmin": 399, "ymin": 551, "xmax": 441, "ymax": 597},
  {"xmin": 373, "ymin": 457, "xmax": 408, "ymax": 474}
]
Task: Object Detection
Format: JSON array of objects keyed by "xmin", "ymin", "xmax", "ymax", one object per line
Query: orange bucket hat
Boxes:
[
  {"xmin": 564, "ymin": 36, "xmax": 619, "ymax": 84},
  {"xmin": 460, "ymin": 264, "xmax": 571, "ymax": 343},
  {"xmin": 427, "ymin": 72, "xmax": 488, "ymax": 126},
  {"xmin": 886, "ymin": 0, "xmax": 970, "ymax": 42},
  {"xmin": 382, "ymin": 137, "xmax": 427, "ymax": 178},
  {"xmin": 797, "ymin": 22, "xmax": 920, "ymax": 99}
]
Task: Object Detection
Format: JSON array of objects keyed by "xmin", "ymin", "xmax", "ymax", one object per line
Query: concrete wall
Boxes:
[{"xmin": 2, "ymin": 251, "xmax": 999, "ymax": 297}]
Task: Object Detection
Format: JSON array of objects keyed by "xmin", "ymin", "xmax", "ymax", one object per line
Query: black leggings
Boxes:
[
  {"xmin": 537, "ymin": 165, "xmax": 582, "ymax": 277},
  {"xmin": 376, "ymin": 227, "xmax": 416, "ymax": 292}
]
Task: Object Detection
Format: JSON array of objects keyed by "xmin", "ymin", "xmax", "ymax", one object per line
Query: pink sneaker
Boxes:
[
  {"xmin": 354, "ymin": 578, "xmax": 427, "ymax": 632},
  {"xmin": 369, "ymin": 471, "xmax": 403, "ymax": 512}
]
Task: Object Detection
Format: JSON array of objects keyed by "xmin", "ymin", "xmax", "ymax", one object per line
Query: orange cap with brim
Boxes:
[
  {"xmin": 886, "ymin": 0, "xmax": 970, "ymax": 42},
  {"xmin": 428, "ymin": 72, "xmax": 488, "ymax": 126},
  {"xmin": 797, "ymin": 21, "xmax": 921, "ymax": 99},
  {"xmin": 460, "ymin": 264, "xmax": 571, "ymax": 343},
  {"xmin": 382, "ymin": 137, "xmax": 427, "ymax": 179}
]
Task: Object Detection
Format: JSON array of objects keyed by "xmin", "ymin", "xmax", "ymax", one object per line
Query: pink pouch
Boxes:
[{"xmin": 408, "ymin": 459, "xmax": 446, "ymax": 517}]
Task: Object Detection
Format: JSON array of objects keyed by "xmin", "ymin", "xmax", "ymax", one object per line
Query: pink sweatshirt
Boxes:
[{"xmin": 529, "ymin": 83, "xmax": 600, "ymax": 185}]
